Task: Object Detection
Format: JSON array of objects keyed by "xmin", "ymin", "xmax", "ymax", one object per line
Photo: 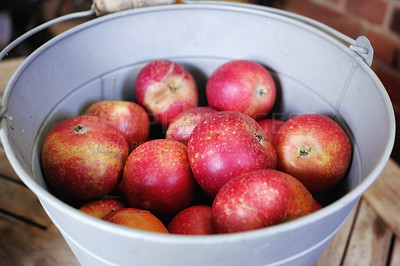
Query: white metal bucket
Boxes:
[{"xmin": 0, "ymin": 3, "xmax": 395, "ymax": 266}]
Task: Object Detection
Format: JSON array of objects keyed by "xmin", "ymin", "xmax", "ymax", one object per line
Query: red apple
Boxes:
[
  {"xmin": 212, "ymin": 169, "xmax": 321, "ymax": 234},
  {"xmin": 187, "ymin": 111, "xmax": 277, "ymax": 198},
  {"xmin": 167, "ymin": 205, "xmax": 214, "ymax": 235},
  {"xmin": 41, "ymin": 115, "xmax": 129, "ymax": 201},
  {"xmin": 206, "ymin": 60, "xmax": 276, "ymax": 120},
  {"xmin": 104, "ymin": 208, "xmax": 169, "ymax": 233},
  {"xmin": 257, "ymin": 118, "xmax": 285, "ymax": 141},
  {"xmin": 135, "ymin": 60, "xmax": 198, "ymax": 126},
  {"xmin": 166, "ymin": 107, "xmax": 218, "ymax": 144},
  {"xmin": 86, "ymin": 100, "xmax": 150, "ymax": 151},
  {"xmin": 123, "ymin": 139, "xmax": 198, "ymax": 220},
  {"xmin": 273, "ymin": 114, "xmax": 352, "ymax": 192},
  {"xmin": 79, "ymin": 199, "xmax": 125, "ymax": 219}
]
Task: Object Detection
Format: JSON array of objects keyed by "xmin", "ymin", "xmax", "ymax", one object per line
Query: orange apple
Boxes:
[
  {"xmin": 104, "ymin": 208, "xmax": 169, "ymax": 233},
  {"xmin": 79, "ymin": 199, "xmax": 125, "ymax": 219}
]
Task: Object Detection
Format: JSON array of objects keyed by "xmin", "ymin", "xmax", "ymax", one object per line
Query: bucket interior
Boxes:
[{"xmin": 0, "ymin": 3, "xmax": 395, "ymax": 265}]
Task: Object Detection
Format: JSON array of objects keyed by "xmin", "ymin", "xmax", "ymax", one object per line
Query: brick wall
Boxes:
[{"xmin": 273, "ymin": 0, "xmax": 400, "ymax": 163}]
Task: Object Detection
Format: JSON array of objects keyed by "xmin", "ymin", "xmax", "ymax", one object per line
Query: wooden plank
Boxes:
[
  {"xmin": 0, "ymin": 57, "xmax": 25, "ymax": 95},
  {"xmin": 363, "ymin": 159, "xmax": 400, "ymax": 238},
  {"xmin": 0, "ymin": 212, "xmax": 79, "ymax": 265},
  {"xmin": 0, "ymin": 176, "xmax": 52, "ymax": 228},
  {"xmin": 342, "ymin": 199, "xmax": 392, "ymax": 266},
  {"xmin": 0, "ymin": 57, "xmax": 79, "ymax": 265},
  {"xmin": 0, "ymin": 145, "xmax": 20, "ymax": 181},
  {"xmin": 390, "ymin": 236, "xmax": 400, "ymax": 266},
  {"xmin": 315, "ymin": 201, "xmax": 359, "ymax": 266}
]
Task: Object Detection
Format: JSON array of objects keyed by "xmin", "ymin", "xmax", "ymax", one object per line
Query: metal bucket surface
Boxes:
[{"xmin": 0, "ymin": 3, "xmax": 395, "ymax": 266}]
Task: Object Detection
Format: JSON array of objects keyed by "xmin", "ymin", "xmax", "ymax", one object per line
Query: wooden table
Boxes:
[{"xmin": 1, "ymin": 58, "xmax": 399, "ymax": 265}]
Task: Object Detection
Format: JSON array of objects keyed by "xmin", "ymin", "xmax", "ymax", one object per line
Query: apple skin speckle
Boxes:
[
  {"xmin": 273, "ymin": 114, "xmax": 352, "ymax": 192},
  {"xmin": 188, "ymin": 111, "xmax": 277, "ymax": 198},
  {"xmin": 41, "ymin": 115, "xmax": 129, "ymax": 201},
  {"xmin": 211, "ymin": 169, "xmax": 321, "ymax": 233},
  {"xmin": 206, "ymin": 60, "xmax": 276, "ymax": 120}
]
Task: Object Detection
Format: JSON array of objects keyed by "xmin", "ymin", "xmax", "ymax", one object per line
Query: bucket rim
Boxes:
[
  {"xmin": 0, "ymin": 2, "xmax": 367, "ymax": 110},
  {"xmin": 0, "ymin": 2, "xmax": 396, "ymax": 243}
]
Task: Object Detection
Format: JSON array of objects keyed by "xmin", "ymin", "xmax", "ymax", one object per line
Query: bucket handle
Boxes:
[
  {"xmin": 0, "ymin": 1, "xmax": 374, "ymax": 65},
  {"xmin": 0, "ymin": 1, "xmax": 179, "ymax": 118},
  {"xmin": 0, "ymin": 1, "xmax": 374, "ymax": 118},
  {"xmin": 182, "ymin": 1, "xmax": 374, "ymax": 66},
  {"xmin": 0, "ymin": 0, "xmax": 177, "ymax": 63},
  {"xmin": 0, "ymin": 5, "xmax": 98, "ymax": 118},
  {"xmin": 0, "ymin": 5, "xmax": 96, "ymax": 62}
]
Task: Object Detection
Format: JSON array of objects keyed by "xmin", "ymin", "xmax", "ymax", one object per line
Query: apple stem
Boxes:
[
  {"xmin": 297, "ymin": 146, "xmax": 312, "ymax": 157},
  {"xmin": 169, "ymin": 84, "xmax": 177, "ymax": 92},
  {"xmin": 74, "ymin": 125, "xmax": 88, "ymax": 134},
  {"xmin": 112, "ymin": 77, "xmax": 116, "ymax": 101},
  {"xmin": 256, "ymin": 86, "xmax": 268, "ymax": 98},
  {"xmin": 253, "ymin": 131, "xmax": 263, "ymax": 143}
]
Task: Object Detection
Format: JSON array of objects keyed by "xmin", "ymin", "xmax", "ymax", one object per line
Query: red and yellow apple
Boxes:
[
  {"xmin": 135, "ymin": 60, "xmax": 198, "ymax": 126},
  {"xmin": 166, "ymin": 107, "xmax": 217, "ymax": 144},
  {"xmin": 273, "ymin": 114, "xmax": 352, "ymax": 192},
  {"xmin": 206, "ymin": 60, "xmax": 276, "ymax": 120},
  {"xmin": 257, "ymin": 118, "xmax": 285, "ymax": 141},
  {"xmin": 211, "ymin": 169, "xmax": 321, "ymax": 234},
  {"xmin": 187, "ymin": 111, "xmax": 277, "ymax": 198},
  {"xmin": 168, "ymin": 205, "xmax": 214, "ymax": 235},
  {"xmin": 41, "ymin": 115, "xmax": 129, "ymax": 201},
  {"xmin": 86, "ymin": 100, "xmax": 150, "ymax": 151},
  {"xmin": 79, "ymin": 199, "xmax": 126, "ymax": 219},
  {"xmin": 104, "ymin": 208, "xmax": 169, "ymax": 233},
  {"xmin": 123, "ymin": 139, "xmax": 198, "ymax": 219}
]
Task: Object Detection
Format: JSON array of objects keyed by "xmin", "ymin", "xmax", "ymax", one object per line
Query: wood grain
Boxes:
[
  {"xmin": 0, "ymin": 57, "xmax": 24, "ymax": 95},
  {"xmin": 342, "ymin": 199, "xmax": 392, "ymax": 266},
  {"xmin": 0, "ymin": 176, "xmax": 52, "ymax": 228},
  {"xmin": 390, "ymin": 237, "xmax": 400, "ymax": 266},
  {"xmin": 1, "ymin": 57, "xmax": 400, "ymax": 266},
  {"xmin": 315, "ymin": 201, "xmax": 359, "ymax": 266},
  {"xmin": 0, "ymin": 212, "xmax": 79, "ymax": 265},
  {"xmin": 363, "ymin": 159, "xmax": 400, "ymax": 238},
  {"xmin": 0, "ymin": 146, "xmax": 20, "ymax": 181}
]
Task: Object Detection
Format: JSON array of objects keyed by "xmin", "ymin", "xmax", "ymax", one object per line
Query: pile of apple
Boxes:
[{"xmin": 41, "ymin": 59, "xmax": 352, "ymax": 235}]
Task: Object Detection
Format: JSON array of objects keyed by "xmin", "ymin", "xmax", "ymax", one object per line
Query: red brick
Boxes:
[
  {"xmin": 286, "ymin": 0, "xmax": 364, "ymax": 38},
  {"xmin": 315, "ymin": 0, "xmax": 340, "ymax": 3},
  {"xmin": 390, "ymin": 6, "xmax": 400, "ymax": 36},
  {"xmin": 347, "ymin": 0, "xmax": 388, "ymax": 25},
  {"xmin": 395, "ymin": 46, "xmax": 400, "ymax": 71},
  {"xmin": 366, "ymin": 29, "xmax": 400, "ymax": 66},
  {"xmin": 373, "ymin": 63, "xmax": 400, "ymax": 105},
  {"xmin": 390, "ymin": 103, "xmax": 400, "ymax": 163}
]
